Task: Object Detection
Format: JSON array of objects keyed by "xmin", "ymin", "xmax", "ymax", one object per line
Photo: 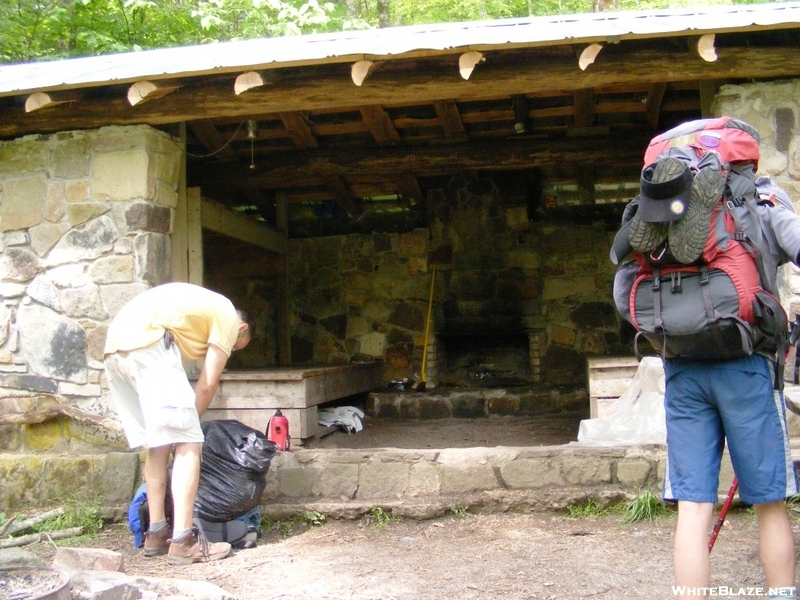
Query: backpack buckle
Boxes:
[
  {"xmin": 670, "ymin": 272, "xmax": 682, "ymax": 294},
  {"xmin": 699, "ymin": 267, "xmax": 709, "ymax": 285}
]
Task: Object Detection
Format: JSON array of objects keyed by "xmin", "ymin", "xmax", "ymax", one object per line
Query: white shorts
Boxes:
[{"xmin": 104, "ymin": 340, "xmax": 204, "ymax": 449}]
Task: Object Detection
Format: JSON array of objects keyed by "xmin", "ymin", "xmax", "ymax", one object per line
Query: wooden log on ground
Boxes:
[{"xmin": 0, "ymin": 527, "xmax": 83, "ymax": 549}]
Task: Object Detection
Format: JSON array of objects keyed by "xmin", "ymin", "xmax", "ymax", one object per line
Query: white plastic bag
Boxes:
[
  {"xmin": 576, "ymin": 356, "xmax": 666, "ymax": 445},
  {"xmin": 318, "ymin": 406, "xmax": 365, "ymax": 433}
]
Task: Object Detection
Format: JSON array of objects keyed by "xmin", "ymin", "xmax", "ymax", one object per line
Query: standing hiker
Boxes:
[
  {"xmin": 611, "ymin": 118, "xmax": 800, "ymax": 599},
  {"xmin": 104, "ymin": 282, "xmax": 253, "ymax": 565}
]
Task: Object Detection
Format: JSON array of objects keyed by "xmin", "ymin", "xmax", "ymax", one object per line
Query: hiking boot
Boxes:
[
  {"xmin": 668, "ymin": 161, "xmax": 725, "ymax": 264},
  {"xmin": 629, "ymin": 158, "xmax": 686, "ymax": 253},
  {"xmin": 143, "ymin": 526, "xmax": 170, "ymax": 557},
  {"xmin": 167, "ymin": 527, "xmax": 231, "ymax": 565}
]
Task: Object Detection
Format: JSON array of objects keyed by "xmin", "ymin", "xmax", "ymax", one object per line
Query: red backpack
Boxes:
[{"xmin": 611, "ymin": 117, "xmax": 788, "ymax": 361}]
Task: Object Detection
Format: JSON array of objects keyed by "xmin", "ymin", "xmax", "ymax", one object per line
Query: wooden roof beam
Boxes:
[
  {"xmin": 187, "ymin": 119, "xmax": 239, "ymax": 162},
  {"xmin": 511, "ymin": 94, "xmax": 530, "ymax": 135},
  {"xmin": 3, "ymin": 45, "xmax": 799, "ymax": 138},
  {"xmin": 433, "ymin": 100, "xmax": 466, "ymax": 140},
  {"xmin": 234, "ymin": 70, "xmax": 282, "ymax": 95},
  {"xmin": 325, "ymin": 176, "xmax": 361, "ymax": 214},
  {"xmin": 201, "ymin": 197, "xmax": 287, "ymax": 254},
  {"xmin": 279, "ymin": 112, "xmax": 319, "ymax": 149},
  {"xmin": 645, "ymin": 82, "xmax": 667, "ymax": 129},
  {"xmin": 189, "ymin": 133, "xmax": 651, "ymax": 187},
  {"xmin": 24, "ymin": 90, "xmax": 82, "ymax": 113},
  {"xmin": 572, "ymin": 89, "xmax": 595, "ymax": 128},
  {"xmin": 395, "ymin": 172, "xmax": 424, "ymax": 207},
  {"xmin": 359, "ymin": 105, "xmax": 400, "ymax": 145},
  {"xmin": 351, "ymin": 61, "xmax": 385, "ymax": 86},
  {"xmin": 458, "ymin": 52, "xmax": 485, "ymax": 80},
  {"xmin": 127, "ymin": 79, "xmax": 183, "ymax": 106}
]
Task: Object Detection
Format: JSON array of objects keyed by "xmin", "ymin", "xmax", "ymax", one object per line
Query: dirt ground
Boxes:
[
  {"xmin": 29, "ymin": 508, "xmax": 797, "ymax": 600},
  {"xmin": 19, "ymin": 415, "xmax": 798, "ymax": 600}
]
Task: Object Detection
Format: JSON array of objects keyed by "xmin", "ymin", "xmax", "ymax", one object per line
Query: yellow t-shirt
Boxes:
[{"xmin": 104, "ymin": 283, "xmax": 239, "ymax": 361}]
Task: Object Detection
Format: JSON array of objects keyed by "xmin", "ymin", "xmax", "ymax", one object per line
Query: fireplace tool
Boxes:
[{"xmin": 417, "ymin": 264, "xmax": 436, "ymax": 392}]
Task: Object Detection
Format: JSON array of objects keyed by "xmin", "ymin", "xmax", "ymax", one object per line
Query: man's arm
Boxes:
[{"xmin": 194, "ymin": 343, "xmax": 230, "ymax": 417}]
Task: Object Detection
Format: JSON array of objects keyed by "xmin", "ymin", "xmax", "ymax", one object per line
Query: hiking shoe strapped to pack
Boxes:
[
  {"xmin": 167, "ymin": 527, "xmax": 232, "ymax": 565},
  {"xmin": 668, "ymin": 158, "xmax": 726, "ymax": 264},
  {"xmin": 628, "ymin": 158, "xmax": 687, "ymax": 253},
  {"xmin": 143, "ymin": 525, "xmax": 170, "ymax": 557}
]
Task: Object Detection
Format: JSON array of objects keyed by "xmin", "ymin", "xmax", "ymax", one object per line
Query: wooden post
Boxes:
[
  {"xmin": 276, "ymin": 192, "xmax": 291, "ymax": 366},
  {"xmin": 171, "ymin": 123, "xmax": 190, "ymax": 283}
]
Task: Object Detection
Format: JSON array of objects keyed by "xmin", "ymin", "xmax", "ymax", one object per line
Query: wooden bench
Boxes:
[
  {"xmin": 199, "ymin": 362, "xmax": 385, "ymax": 443},
  {"xmin": 586, "ymin": 357, "xmax": 640, "ymax": 419}
]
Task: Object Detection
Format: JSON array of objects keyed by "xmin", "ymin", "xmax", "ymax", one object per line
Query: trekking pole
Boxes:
[{"xmin": 708, "ymin": 476, "xmax": 738, "ymax": 553}]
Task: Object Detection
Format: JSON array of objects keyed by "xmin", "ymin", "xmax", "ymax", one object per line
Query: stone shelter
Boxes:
[{"xmin": 2, "ymin": 3, "xmax": 800, "ymax": 512}]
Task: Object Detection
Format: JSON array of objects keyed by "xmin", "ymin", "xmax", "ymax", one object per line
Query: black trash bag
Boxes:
[{"xmin": 195, "ymin": 419, "xmax": 278, "ymax": 523}]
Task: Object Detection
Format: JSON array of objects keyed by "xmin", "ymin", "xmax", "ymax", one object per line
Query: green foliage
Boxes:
[
  {"xmin": 259, "ymin": 514, "xmax": 276, "ymax": 534},
  {"xmin": 786, "ymin": 493, "xmax": 800, "ymax": 521},
  {"xmin": 263, "ymin": 510, "xmax": 328, "ymax": 538},
  {"xmin": 364, "ymin": 506, "xmax": 396, "ymax": 530},
  {"xmin": 565, "ymin": 498, "xmax": 610, "ymax": 518},
  {"xmin": 32, "ymin": 497, "xmax": 105, "ymax": 536},
  {"xmin": 0, "ymin": 0, "xmax": 368, "ymax": 65},
  {"xmin": 296, "ymin": 510, "xmax": 327, "ymax": 527},
  {"xmin": 621, "ymin": 490, "xmax": 670, "ymax": 524},
  {"xmin": 448, "ymin": 504, "xmax": 470, "ymax": 518}
]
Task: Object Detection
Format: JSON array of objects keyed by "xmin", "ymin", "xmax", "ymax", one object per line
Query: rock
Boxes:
[
  {"xmin": 0, "ymin": 547, "xmax": 47, "ymax": 569},
  {"xmin": 70, "ymin": 570, "xmax": 240, "ymax": 600},
  {"xmin": 52, "ymin": 546, "xmax": 124, "ymax": 575}
]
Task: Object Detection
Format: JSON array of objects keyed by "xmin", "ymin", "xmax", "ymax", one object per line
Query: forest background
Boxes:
[{"xmin": 0, "ymin": 0, "xmax": 785, "ymax": 66}]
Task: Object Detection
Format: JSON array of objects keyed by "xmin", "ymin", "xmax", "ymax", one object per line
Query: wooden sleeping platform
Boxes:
[{"xmin": 200, "ymin": 362, "xmax": 384, "ymax": 443}]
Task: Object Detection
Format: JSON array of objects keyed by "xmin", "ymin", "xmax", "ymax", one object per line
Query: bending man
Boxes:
[{"xmin": 104, "ymin": 282, "xmax": 253, "ymax": 565}]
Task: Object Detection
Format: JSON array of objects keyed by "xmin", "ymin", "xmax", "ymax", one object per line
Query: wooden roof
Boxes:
[{"xmin": 2, "ymin": 4, "xmax": 800, "ymax": 235}]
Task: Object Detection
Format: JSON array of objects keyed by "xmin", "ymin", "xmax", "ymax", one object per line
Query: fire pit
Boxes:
[{"xmin": 0, "ymin": 568, "xmax": 70, "ymax": 600}]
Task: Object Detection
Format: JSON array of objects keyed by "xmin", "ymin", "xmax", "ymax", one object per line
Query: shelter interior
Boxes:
[{"xmin": 2, "ymin": 20, "xmax": 800, "ymax": 444}]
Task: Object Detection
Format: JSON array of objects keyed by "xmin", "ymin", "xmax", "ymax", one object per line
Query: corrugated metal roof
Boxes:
[{"xmin": 1, "ymin": 1, "xmax": 799, "ymax": 97}]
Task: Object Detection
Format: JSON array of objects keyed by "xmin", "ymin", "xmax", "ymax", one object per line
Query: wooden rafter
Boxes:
[
  {"xmin": 187, "ymin": 119, "xmax": 239, "ymax": 162},
  {"xmin": 325, "ymin": 175, "xmax": 360, "ymax": 214},
  {"xmin": 572, "ymin": 89, "xmax": 595, "ymax": 128},
  {"xmin": 511, "ymin": 94, "xmax": 530, "ymax": 134},
  {"xmin": 279, "ymin": 112, "xmax": 319, "ymax": 149},
  {"xmin": 189, "ymin": 133, "xmax": 651, "ymax": 189},
  {"xmin": 645, "ymin": 82, "xmax": 667, "ymax": 129},
  {"xmin": 433, "ymin": 100, "xmax": 466, "ymax": 140},
  {"xmin": 24, "ymin": 91, "xmax": 82, "ymax": 113},
  {"xmin": 127, "ymin": 80, "xmax": 182, "ymax": 106},
  {"xmin": 698, "ymin": 80, "xmax": 716, "ymax": 118},
  {"xmin": 360, "ymin": 105, "xmax": 400, "ymax": 144},
  {"xmin": 395, "ymin": 172, "xmax": 424, "ymax": 206}
]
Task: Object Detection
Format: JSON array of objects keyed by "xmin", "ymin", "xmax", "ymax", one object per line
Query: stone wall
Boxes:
[
  {"xmin": 0, "ymin": 125, "xmax": 181, "ymax": 453},
  {"xmin": 286, "ymin": 180, "xmax": 622, "ymax": 388},
  {"xmin": 286, "ymin": 81, "xmax": 800, "ymax": 391}
]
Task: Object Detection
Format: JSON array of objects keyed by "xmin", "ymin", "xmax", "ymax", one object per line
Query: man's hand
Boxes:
[{"xmin": 194, "ymin": 343, "xmax": 229, "ymax": 416}]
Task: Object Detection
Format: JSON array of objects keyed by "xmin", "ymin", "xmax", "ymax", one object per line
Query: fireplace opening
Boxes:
[{"xmin": 437, "ymin": 333, "xmax": 534, "ymax": 387}]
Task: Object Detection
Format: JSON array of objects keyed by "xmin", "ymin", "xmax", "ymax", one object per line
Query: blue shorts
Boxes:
[{"xmin": 662, "ymin": 354, "xmax": 797, "ymax": 505}]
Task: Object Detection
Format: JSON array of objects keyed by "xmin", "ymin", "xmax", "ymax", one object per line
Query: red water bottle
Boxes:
[{"xmin": 267, "ymin": 408, "xmax": 290, "ymax": 451}]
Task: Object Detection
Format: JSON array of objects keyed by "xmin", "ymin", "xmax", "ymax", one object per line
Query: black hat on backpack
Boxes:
[{"xmin": 637, "ymin": 160, "xmax": 694, "ymax": 223}]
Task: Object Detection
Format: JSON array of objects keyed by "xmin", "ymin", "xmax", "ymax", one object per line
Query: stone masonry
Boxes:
[{"xmin": 0, "ymin": 125, "xmax": 181, "ymax": 454}]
